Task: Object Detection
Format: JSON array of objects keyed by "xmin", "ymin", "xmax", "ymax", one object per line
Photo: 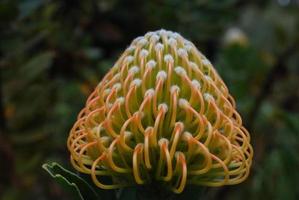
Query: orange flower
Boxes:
[{"xmin": 67, "ymin": 30, "xmax": 253, "ymax": 193}]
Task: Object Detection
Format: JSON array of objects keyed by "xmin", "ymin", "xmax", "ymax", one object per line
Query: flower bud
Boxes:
[{"xmin": 68, "ymin": 30, "xmax": 253, "ymax": 193}]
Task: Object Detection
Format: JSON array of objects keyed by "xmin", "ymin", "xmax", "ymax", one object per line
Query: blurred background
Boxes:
[{"xmin": 0, "ymin": 0, "xmax": 299, "ymax": 199}]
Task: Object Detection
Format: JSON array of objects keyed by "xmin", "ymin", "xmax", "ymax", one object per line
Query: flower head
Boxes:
[{"xmin": 67, "ymin": 30, "xmax": 253, "ymax": 193}]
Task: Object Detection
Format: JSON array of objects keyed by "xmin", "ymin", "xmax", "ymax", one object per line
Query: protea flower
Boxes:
[{"xmin": 67, "ymin": 29, "xmax": 253, "ymax": 194}]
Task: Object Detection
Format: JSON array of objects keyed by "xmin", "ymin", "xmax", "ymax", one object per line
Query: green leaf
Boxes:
[
  {"xmin": 18, "ymin": 0, "xmax": 45, "ymax": 19},
  {"xmin": 19, "ymin": 51, "xmax": 53, "ymax": 82},
  {"xmin": 42, "ymin": 162, "xmax": 99, "ymax": 200},
  {"xmin": 82, "ymin": 47, "xmax": 103, "ymax": 60}
]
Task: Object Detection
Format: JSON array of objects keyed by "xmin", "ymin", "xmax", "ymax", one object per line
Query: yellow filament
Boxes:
[
  {"xmin": 107, "ymin": 138, "xmax": 131, "ymax": 173},
  {"xmin": 144, "ymin": 128, "xmax": 153, "ymax": 169},
  {"xmin": 91, "ymin": 154, "xmax": 124, "ymax": 189},
  {"xmin": 156, "ymin": 140, "xmax": 173, "ymax": 181},
  {"xmin": 169, "ymin": 123, "xmax": 183, "ymax": 159},
  {"xmin": 133, "ymin": 144, "xmax": 146, "ymax": 184},
  {"xmin": 172, "ymin": 152, "xmax": 187, "ymax": 194}
]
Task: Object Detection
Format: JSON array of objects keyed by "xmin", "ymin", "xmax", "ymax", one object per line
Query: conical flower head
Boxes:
[{"xmin": 67, "ymin": 30, "xmax": 253, "ymax": 193}]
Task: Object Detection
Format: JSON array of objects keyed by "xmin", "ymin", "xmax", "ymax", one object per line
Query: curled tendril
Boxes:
[{"xmin": 67, "ymin": 29, "xmax": 253, "ymax": 194}]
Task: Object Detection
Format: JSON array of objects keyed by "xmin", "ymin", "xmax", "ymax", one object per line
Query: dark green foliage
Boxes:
[
  {"xmin": 0, "ymin": 0, "xmax": 299, "ymax": 199},
  {"xmin": 42, "ymin": 162, "xmax": 99, "ymax": 200}
]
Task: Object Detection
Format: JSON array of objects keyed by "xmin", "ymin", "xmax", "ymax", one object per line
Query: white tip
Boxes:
[
  {"xmin": 184, "ymin": 44, "xmax": 193, "ymax": 52},
  {"xmin": 103, "ymin": 88, "xmax": 111, "ymax": 95},
  {"xmin": 150, "ymin": 34, "xmax": 160, "ymax": 43},
  {"xmin": 139, "ymin": 49, "xmax": 149, "ymax": 58},
  {"xmin": 204, "ymin": 75, "xmax": 213, "ymax": 82},
  {"xmin": 202, "ymin": 59, "xmax": 211, "ymax": 66},
  {"xmin": 175, "ymin": 121, "xmax": 184, "ymax": 130},
  {"xmin": 156, "ymin": 71, "xmax": 167, "ymax": 81},
  {"xmin": 158, "ymin": 138, "xmax": 169, "ymax": 146},
  {"xmin": 113, "ymin": 73, "xmax": 121, "ymax": 79},
  {"xmin": 175, "ymin": 151, "xmax": 183, "ymax": 159},
  {"xmin": 179, "ymin": 98, "xmax": 189, "ymax": 108},
  {"xmin": 139, "ymin": 111, "xmax": 145, "ymax": 118},
  {"xmin": 112, "ymin": 83, "xmax": 121, "ymax": 91},
  {"xmin": 100, "ymin": 136, "xmax": 110, "ymax": 143},
  {"xmin": 159, "ymin": 29, "xmax": 167, "ymax": 36},
  {"xmin": 93, "ymin": 125, "xmax": 104, "ymax": 133},
  {"xmin": 184, "ymin": 41, "xmax": 192, "ymax": 45},
  {"xmin": 145, "ymin": 126, "xmax": 154, "ymax": 132},
  {"xmin": 158, "ymin": 103, "xmax": 168, "ymax": 112},
  {"xmin": 166, "ymin": 30, "xmax": 174, "ymax": 36},
  {"xmin": 131, "ymin": 79, "xmax": 142, "ymax": 87},
  {"xmin": 133, "ymin": 36, "xmax": 144, "ymax": 44},
  {"xmin": 146, "ymin": 60, "xmax": 157, "ymax": 69},
  {"xmin": 168, "ymin": 38, "xmax": 177, "ymax": 47},
  {"xmin": 170, "ymin": 85, "xmax": 180, "ymax": 93},
  {"xmin": 203, "ymin": 93, "xmax": 214, "ymax": 101},
  {"xmin": 107, "ymin": 103, "xmax": 113, "ymax": 108},
  {"xmin": 124, "ymin": 131, "xmax": 133, "ymax": 138},
  {"xmin": 117, "ymin": 97, "xmax": 125, "ymax": 104},
  {"xmin": 189, "ymin": 62, "xmax": 198, "ymax": 70},
  {"xmin": 145, "ymin": 31, "xmax": 154, "ymax": 38},
  {"xmin": 133, "ymin": 111, "xmax": 144, "ymax": 118},
  {"xmin": 175, "ymin": 66, "xmax": 187, "ymax": 76},
  {"xmin": 164, "ymin": 54, "xmax": 174, "ymax": 63},
  {"xmin": 145, "ymin": 88, "xmax": 155, "ymax": 97},
  {"xmin": 129, "ymin": 66, "xmax": 140, "ymax": 74},
  {"xmin": 183, "ymin": 131, "xmax": 193, "ymax": 139},
  {"xmin": 177, "ymin": 48, "xmax": 188, "ymax": 57},
  {"xmin": 191, "ymin": 80, "xmax": 201, "ymax": 89},
  {"xmin": 155, "ymin": 43, "xmax": 164, "ymax": 52},
  {"xmin": 137, "ymin": 38, "xmax": 148, "ymax": 46},
  {"xmin": 126, "ymin": 45, "xmax": 136, "ymax": 53},
  {"xmin": 124, "ymin": 56, "xmax": 134, "ymax": 64},
  {"xmin": 171, "ymin": 32, "xmax": 181, "ymax": 39}
]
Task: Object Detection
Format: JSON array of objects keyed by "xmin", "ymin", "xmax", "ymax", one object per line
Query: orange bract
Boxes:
[{"xmin": 67, "ymin": 30, "xmax": 253, "ymax": 193}]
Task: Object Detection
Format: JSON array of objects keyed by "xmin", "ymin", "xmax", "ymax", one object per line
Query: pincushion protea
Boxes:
[{"xmin": 67, "ymin": 30, "xmax": 253, "ymax": 194}]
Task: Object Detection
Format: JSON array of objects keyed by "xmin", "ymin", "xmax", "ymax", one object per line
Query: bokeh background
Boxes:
[{"xmin": 1, "ymin": 0, "xmax": 299, "ymax": 199}]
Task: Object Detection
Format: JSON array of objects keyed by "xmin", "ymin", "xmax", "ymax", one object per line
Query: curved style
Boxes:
[{"xmin": 67, "ymin": 30, "xmax": 253, "ymax": 193}]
